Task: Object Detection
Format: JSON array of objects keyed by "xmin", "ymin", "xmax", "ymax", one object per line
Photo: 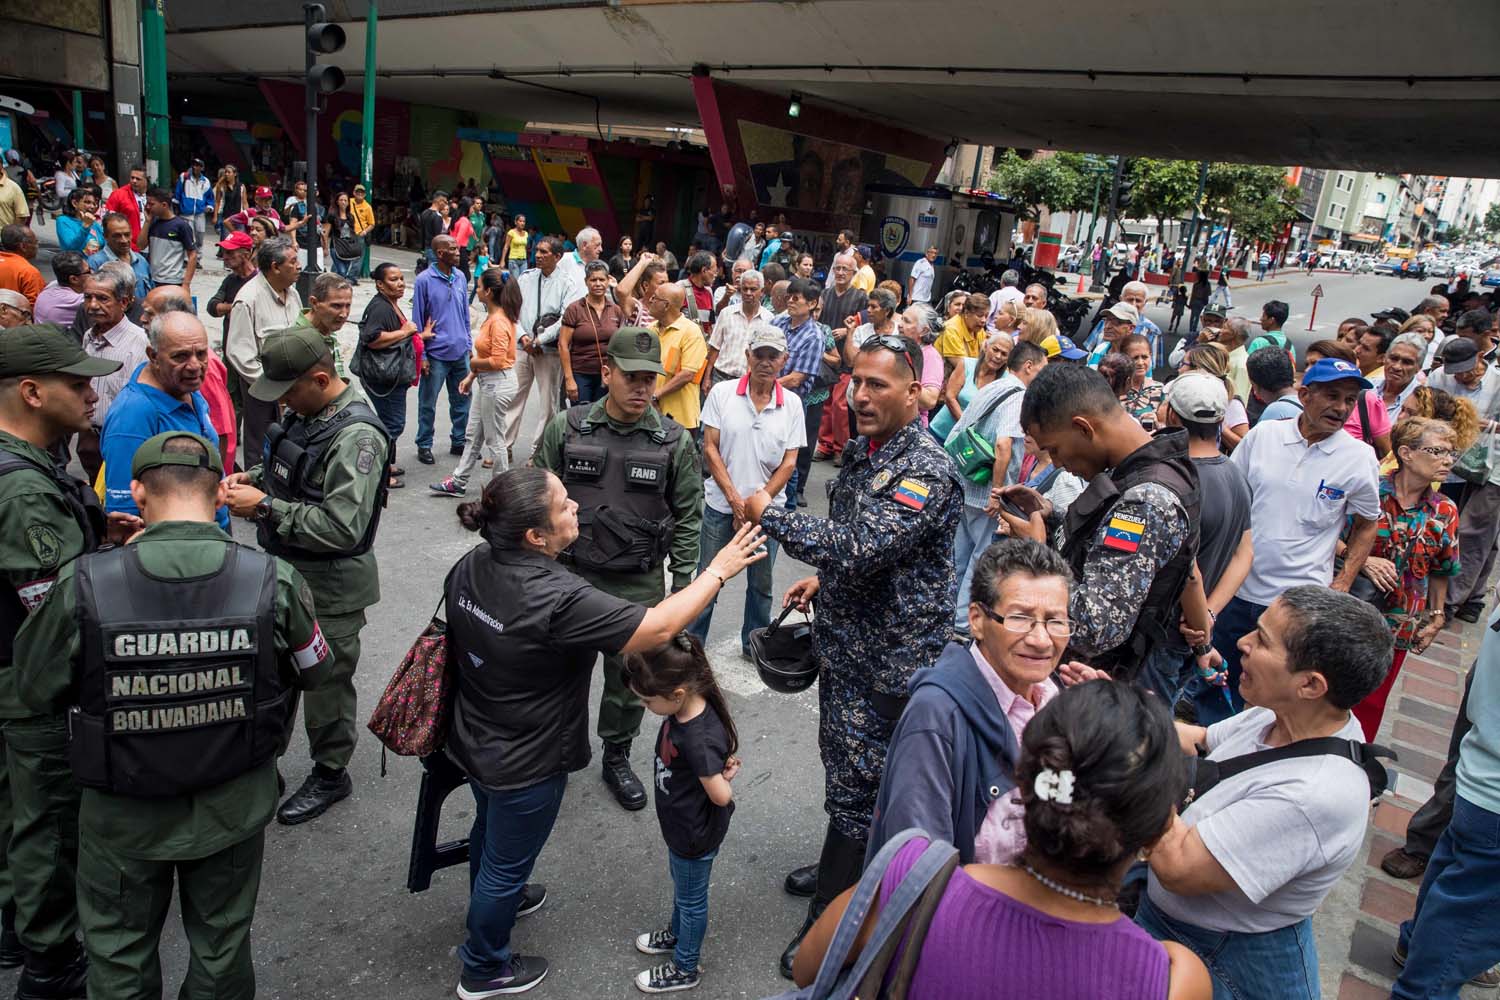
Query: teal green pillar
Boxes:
[
  {"xmin": 359, "ymin": 1, "xmax": 377, "ymax": 277},
  {"xmin": 142, "ymin": 0, "xmax": 171, "ymax": 186},
  {"xmin": 72, "ymin": 91, "xmax": 84, "ymax": 149}
]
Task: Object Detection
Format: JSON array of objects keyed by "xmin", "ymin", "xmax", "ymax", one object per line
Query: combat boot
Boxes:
[
  {"xmin": 15, "ymin": 939, "xmax": 86, "ymax": 1000},
  {"xmin": 276, "ymin": 764, "xmax": 353, "ymax": 825},
  {"xmin": 601, "ymin": 742, "xmax": 647, "ymax": 811},
  {"xmin": 0, "ymin": 903, "xmax": 23, "ymax": 969},
  {"xmin": 778, "ymin": 825, "xmax": 868, "ymax": 979},
  {"xmin": 783, "ymin": 863, "xmax": 818, "ymax": 897}
]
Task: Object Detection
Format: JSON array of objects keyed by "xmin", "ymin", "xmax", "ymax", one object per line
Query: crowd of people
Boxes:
[{"xmin": 4, "ymin": 142, "xmax": 1500, "ymax": 1000}]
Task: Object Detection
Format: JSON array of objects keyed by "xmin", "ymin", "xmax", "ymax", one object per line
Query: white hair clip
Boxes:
[{"xmin": 1034, "ymin": 768, "xmax": 1076, "ymax": 805}]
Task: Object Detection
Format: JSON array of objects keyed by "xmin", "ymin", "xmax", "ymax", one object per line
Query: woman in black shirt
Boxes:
[
  {"xmin": 443, "ymin": 467, "xmax": 766, "ymax": 998},
  {"xmin": 355, "ymin": 262, "xmax": 431, "ymax": 486}
]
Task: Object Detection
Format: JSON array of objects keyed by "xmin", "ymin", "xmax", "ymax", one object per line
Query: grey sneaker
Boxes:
[
  {"xmin": 429, "ymin": 476, "xmax": 467, "ymax": 497},
  {"xmin": 635, "ymin": 961, "xmax": 699, "ymax": 993}
]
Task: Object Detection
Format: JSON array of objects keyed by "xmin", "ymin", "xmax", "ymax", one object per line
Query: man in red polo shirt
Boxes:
[{"xmin": 103, "ymin": 166, "xmax": 150, "ymax": 251}]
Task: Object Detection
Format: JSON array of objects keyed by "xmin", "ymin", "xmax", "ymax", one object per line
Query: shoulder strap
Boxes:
[
  {"xmin": 1357, "ymin": 392, "xmax": 1373, "ymax": 443},
  {"xmin": 1191, "ymin": 737, "xmax": 1395, "ymax": 804},
  {"xmin": 865, "ymin": 849, "xmax": 961, "ymax": 999},
  {"xmin": 962, "ymin": 385, "xmax": 1023, "ymax": 435}
]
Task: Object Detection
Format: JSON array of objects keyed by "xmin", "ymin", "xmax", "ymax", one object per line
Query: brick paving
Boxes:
[{"xmin": 1315, "ymin": 610, "xmax": 1490, "ymax": 998}]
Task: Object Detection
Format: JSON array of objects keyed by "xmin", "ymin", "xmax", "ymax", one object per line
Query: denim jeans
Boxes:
[
  {"xmin": 1189, "ymin": 595, "xmax": 1266, "ymax": 725},
  {"xmin": 331, "ymin": 255, "xmax": 359, "ymax": 278},
  {"xmin": 1135, "ymin": 894, "xmax": 1319, "ymax": 1000},
  {"xmin": 461, "ymin": 774, "xmax": 568, "ymax": 978},
  {"xmin": 363, "ymin": 381, "xmax": 409, "ymax": 445},
  {"xmin": 507, "ymin": 260, "xmax": 526, "ymax": 280},
  {"xmin": 1394, "ymin": 795, "xmax": 1500, "ymax": 998},
  {"xmin": 952, "ymin": 505, "xmax": 998, "ymax": 630},
  {"xmin": 688, "ymin": 506, "xmax": 778, "ymax": 652},
  {"xmin": 1138, "ymin": 645, "xmax": 1193, "ymax": 707},
  {"xmin": 786, "ymin": 399, "xmax": 824, "ymax": 508},
  {"xmin": 571, "ymin": 371, "xmax": 607, "ymax": 405},
  {"xmin": 416, "ymin": 354, "xmax": 472, "ymax": 452},
  {"xmin": 667, "ymin": 848, "xmax": 717, "ymax": 974}
]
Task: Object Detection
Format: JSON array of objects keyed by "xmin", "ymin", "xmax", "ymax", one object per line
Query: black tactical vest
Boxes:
[
  {"xmin": 1059, "ymin": 429, "xmax": 1201, "ymax": 682},
  {"xmin": 559, "ymin": 405, "xmax": 681, "ymax": 575},
  {"xmin": 0, "ymin": 449, "xmax": 106, "ymax": 667},
  {"xmin": 258, "ymin": 400, "xmax": 391, "ymax": 561},
  {"xmin": 71, "ymin": 542, "xmax": 286, "ymax": 798}
]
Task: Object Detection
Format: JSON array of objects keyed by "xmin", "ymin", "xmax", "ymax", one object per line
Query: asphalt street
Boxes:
[{"xmin": 11, "ymin": 232, "xmax": 1447, "ymax": 998}]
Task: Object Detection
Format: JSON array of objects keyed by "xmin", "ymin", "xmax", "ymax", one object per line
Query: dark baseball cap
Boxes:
[
  {"xmin": 250, "ymin": 326, "xmax": 330, "ymax": 401},
  {"xmin": 1438, "ymin": 337, "xmax": 1479, "ymax": 374},
  {"xmin": 131, "ymin": 431, "xmax": 223, "ymax": 478},
  {"xmin": 0, "ymin": 324, "xmax": 122, "ymax": 379},
  {"xmin": 606, "ymin": 327, "xmax": 666, "ymax": 375}
]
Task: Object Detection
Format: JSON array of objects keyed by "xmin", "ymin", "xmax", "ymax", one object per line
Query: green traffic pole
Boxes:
[
  {"xmin": 1083, "ymin": 170, "xmax": 1103, "ymax": 274},
  {"xmin": 142, "ymin": 0, "xmax": 171, "ymax": 186},
  {"xmin": 359, "ymin": 0, "xmax": 377, "ymax": 277},
  {"xmin": 72, "ymin": 91, "xmax": 84, "ymax": 149}
]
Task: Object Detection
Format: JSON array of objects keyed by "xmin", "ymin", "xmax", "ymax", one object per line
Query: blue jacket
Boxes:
[
  {"xmin": 174, "ymin": 172, "xmax": 214, "ymax": 216},
  {"xmin": 867, "ymin": 641, "xmax": 1019, "ymax": 864}
]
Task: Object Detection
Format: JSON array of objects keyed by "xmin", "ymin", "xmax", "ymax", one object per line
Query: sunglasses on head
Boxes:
[{"xmin": 869, "ymin": 335, "xmax": 917, "ymax": 378}]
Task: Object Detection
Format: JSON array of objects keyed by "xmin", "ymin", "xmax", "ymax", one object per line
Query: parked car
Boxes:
[{"xmin": 1482, "ymin": 269, "xmax": 1500, "ymax": 288}]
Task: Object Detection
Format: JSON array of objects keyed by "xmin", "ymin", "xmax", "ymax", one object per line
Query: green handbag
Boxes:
[{"xmin": 944, "ymin": 386, "xmax": 1022, "ymax": 485}]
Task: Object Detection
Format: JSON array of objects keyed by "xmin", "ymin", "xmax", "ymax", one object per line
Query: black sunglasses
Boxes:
[{"xmin": 869, "ymin": 335, "xmax": 917, "ymax": 378}]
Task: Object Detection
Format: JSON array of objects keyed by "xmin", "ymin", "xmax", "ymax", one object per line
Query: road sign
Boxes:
[{"xmin": 1311, "ymin": 284, "xmax": 1324, "ymax": 298}]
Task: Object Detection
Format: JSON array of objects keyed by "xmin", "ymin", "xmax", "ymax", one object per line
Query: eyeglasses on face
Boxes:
[
  {"xmin": 975, "ymin": 604, "xmax": 1073, "ymax": 638},
  {"xmin": 1415, "ymin": 446, "xmax": 1459, "ymax": 459}
]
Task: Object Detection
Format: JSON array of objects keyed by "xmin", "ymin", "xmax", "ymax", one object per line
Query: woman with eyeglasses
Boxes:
[{"xmin": 1337, "ymin": 416, "xmax": 1460, "ymax": 740}]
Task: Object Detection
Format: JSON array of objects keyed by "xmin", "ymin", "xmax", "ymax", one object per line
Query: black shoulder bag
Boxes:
[{"xmin": 1183, "ymin": 737, "xmax": 1397, "ymax": 811}]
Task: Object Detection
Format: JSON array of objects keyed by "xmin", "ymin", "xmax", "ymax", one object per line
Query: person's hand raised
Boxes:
[{"xmin": 707, "ymin": 522, "xmax": 768, "ymax": 581}]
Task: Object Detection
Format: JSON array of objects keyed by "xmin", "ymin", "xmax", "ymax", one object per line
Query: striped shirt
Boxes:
[{"xmin": 84, "ymin": 317, "xmax": 149, "ymax": 427}]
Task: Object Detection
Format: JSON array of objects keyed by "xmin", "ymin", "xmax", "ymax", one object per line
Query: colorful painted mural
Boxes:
[{"xmin": 738, "ymin": 121, "xmax": 929, "ymax": 221}]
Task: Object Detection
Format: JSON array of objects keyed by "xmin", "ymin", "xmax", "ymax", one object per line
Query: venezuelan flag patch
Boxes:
[
  {"xmin": 1102, "ymin": 514, "xmax": 1146, "ymax": 553},
  {"xmin": 891, "ymin": 479, "xmax": 931, "ymax": 511}
]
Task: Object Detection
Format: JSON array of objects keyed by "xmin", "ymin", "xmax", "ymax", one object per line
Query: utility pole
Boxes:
[
  {"xmin": 1091, "ymin": 155, "xmax": 1125, "ymax": 292},
  {"xmin": 359, "ymin": 2, "xmax": 377, "ymax": 277},
  {"xmin": 1181, "ymin": 159, "xmax": 1209, "ymax": 278},
  {"xmin": 304, "ymin": 3, "xmax": 347, "ymax": 276},
  {"xmin": 141, "ymin": 0, "xmax": 170, "ymax": 186}
]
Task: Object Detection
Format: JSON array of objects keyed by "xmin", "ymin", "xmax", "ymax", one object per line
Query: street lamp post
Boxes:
[{"xmin": 1091, "ymin": 155, "xmax": 1126, "ymax": 293}]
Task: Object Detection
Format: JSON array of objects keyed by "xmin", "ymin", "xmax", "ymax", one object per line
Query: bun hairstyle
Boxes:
[
  {"xmin": 1016, "ymin": 681, "xmax": 1184, "ymax": 882},
  {"xmin": 622, "ymin": 633, "xmax": 738, "ymax": 757},
  {"xmin": 456, "ymin": 466, "xmax": 555, "ymax": 549}
]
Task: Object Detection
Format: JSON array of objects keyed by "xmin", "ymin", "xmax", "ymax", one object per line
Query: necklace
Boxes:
[{"xmin": 1020, "ymin": 863, "xmax": 1118, "ymax": 910}]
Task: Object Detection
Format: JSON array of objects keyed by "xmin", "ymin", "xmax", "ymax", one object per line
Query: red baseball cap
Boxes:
[
  {"xmin": 219, "ymin": 232, "xmax": 254, "ymax": 251},
  {"xmin": 254, "ymin": 185, "xmax": 273, "ymax": 200}
]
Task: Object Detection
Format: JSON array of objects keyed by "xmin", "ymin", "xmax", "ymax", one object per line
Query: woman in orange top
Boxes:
[{"xmin": 431, "ymin": 268, "xmax": 520, "ymax": 497}]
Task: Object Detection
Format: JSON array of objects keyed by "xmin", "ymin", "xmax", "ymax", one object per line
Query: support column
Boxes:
[
  {"xmin": 141, "ymin": 0, "xmax": 170, "ymax": 186},
  {"xmin": 359, "ymin": 1, "xmax": 377, "ymax": 276},
  {"xmin": 72, "ymin": 91, "xmax": 85, "ymax": 149}
]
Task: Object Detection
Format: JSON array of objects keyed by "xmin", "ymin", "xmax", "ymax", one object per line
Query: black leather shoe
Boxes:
[
  {"xmin": 0, "ymin": 903, "xmax": 23, "ymax": 969},
  {"xmin": 784, "ymin": 863, "xmax": 818, "ymax": 897},
  {"xmin": 1456, "ymin": 600, "xmax": 1485, "ymax": 623},
  {"xmin": 16, "ymin": 941, "xmax": 86, "ymax": 1000},
  {"xmin": 601, "ymin": 743, "xmax": 647, "ymax": 811},
  {"xmin": 779, "ymin": 901, "xmax": 825, "ymax": 980},
  {"xmin": 450, "ymin": 443, "xmax": 465, "ymax": 456},
  {"xmin": 276, "ymin": 767, "xmax": 353, "ymax": 826},
  {"xmin": 417, "ymin": 448, "xmax": 435, "ymax": 465}
]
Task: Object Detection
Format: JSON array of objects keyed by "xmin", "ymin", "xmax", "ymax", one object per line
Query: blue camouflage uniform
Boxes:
[{"xmin": 760, "ymin": 418, "xmax": 962, "ymax": 840}]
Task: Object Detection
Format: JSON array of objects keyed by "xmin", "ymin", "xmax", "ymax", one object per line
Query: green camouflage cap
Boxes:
[
  {"xmin": 0, "ymin": 324, "xmax": 122, "ymax": 379},
  {"xmin": 131, "ymin": 431, "xmax": 223, "ymax": 478},
  {"xmin": 250, "ymin": 325, "xmax": 330, "ymax": 401},
  {"xmin": 606, "ymin": 326, "xmax": 666, "ymax": 375}
]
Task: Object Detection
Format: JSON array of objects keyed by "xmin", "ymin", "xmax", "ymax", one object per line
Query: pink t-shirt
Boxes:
[
  {"xmin": 968, "ymin": 644, "xmax": 1058, "ymax": 865},
  {"xmin": 1343, "ymin": 387, "xmax": 1391, "ymax": 445},
  {"xmin": 920, "ymin": 344, "xmax": 943, "ymax": 429}
]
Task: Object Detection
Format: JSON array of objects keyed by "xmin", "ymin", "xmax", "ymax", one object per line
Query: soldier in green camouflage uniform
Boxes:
[
  {"xmin": 0, "ymin": 324, "xmax": 134, "ymax": 998},
  {"xmin": 15, "ymin": 431, "xmax": 335, "ymax": 1000},
  {"xmin": 223, "ymin": 325, "xmax": 389, "ymax": 825}
]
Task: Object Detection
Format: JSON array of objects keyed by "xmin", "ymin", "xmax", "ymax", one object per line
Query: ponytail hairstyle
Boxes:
[
  {"xmin": 456, "ymin": 466, "xmax": 555, "ymax": 550},
  {"xmin": 623, "ymin": 633, "xmax": 738, "ymax": 757},
  {"xmin": 1016, "ymin": 681, "xmax": 1183, "ymax": 883}
]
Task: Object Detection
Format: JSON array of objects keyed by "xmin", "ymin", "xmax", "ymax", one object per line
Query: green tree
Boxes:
[
  {"xmin": 1485, "ymin": 202, "xmax": 1500, "ymax": 235},
  {"xmin": 1125, "ymin": 158, "xmax": 1200, "ymax": 239},
  {"xmin": 985, "ymin": 150, "xmax": 1091, "ymax": 221}
]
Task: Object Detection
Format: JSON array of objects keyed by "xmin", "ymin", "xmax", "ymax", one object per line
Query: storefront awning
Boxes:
[{"xmin": 1348, "ymin": 232, "xmax": 1382, "ymax": 243}]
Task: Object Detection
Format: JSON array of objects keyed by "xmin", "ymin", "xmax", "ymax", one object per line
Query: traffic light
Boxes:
[
  {"xmin": 1115, "ymin": 157, "xmax": 1136, "ymax": 214},
  {"xmin": 305, "ymin": 4, "xmax": 346, "ymax": 96}
]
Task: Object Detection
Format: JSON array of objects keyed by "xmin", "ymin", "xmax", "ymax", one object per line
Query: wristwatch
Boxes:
[
  {"xmin": 1191, "ymin": 642, "xmax": 1215, "ymax": 658},
  {"xmin": 253, "ymin": 497, "xmax": 275, "ymax": 523}
]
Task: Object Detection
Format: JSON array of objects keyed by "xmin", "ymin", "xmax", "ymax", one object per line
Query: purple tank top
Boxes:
[{"xmin": 877, "ymin": 839, "xmax": 1169, "ymax": 1000}]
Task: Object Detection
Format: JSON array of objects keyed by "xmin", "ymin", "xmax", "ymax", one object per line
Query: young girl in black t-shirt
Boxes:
[{"xmin": 623, "ymin": 634, "xmax": 740, "ymax": 994}]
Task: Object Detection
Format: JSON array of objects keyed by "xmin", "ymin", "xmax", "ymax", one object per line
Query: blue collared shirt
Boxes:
[
  {"xmin": 411, "ymin": 264, "xmax": 472, "ymax": 361},
  {"xmin": 775, "ymin": 314, "xmax": 822, "ymax": 399},
  {"xmin": 101, "ymin": 363, "xmax": 229, "ymax": 530},
  {"xmin": 87, "ymin": 248, "xmax": 152, "ymax": 301}
]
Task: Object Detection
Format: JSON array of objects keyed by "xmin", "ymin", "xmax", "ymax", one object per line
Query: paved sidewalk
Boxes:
[{"xmin": 1312, "ymin": 599, "xmax": 1492, "ymax": 1000}]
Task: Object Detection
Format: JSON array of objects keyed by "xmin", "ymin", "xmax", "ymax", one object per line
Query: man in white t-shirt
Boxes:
[
  {"xmin": 687, "ymin": 324, "xmax": 805, "ymax": 654},
  {"xmin": 1190, "ymin": 357, "xmax": 1381, "ymax": 724},
  {"xmin": 1141, "ymin": 585, "xmax": 1392, "ymax": 1000},
  {"xmin": 987, "ymin": 268, "xmax": 1024, "ymax": 322},
  {"xmin": 907, "ymin": 246, "xmax": 938, "ymax": 306}
]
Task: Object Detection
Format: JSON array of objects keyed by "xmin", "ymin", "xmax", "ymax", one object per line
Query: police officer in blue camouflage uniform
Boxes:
[{"xmin": 744, "ymin": 332, "xmax": 961, "ymax": 978}]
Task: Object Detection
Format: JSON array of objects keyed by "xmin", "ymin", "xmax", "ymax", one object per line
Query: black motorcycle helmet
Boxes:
[{"xmin": 748, "ymin": 604, "xmax": 816, "ymax": 694}]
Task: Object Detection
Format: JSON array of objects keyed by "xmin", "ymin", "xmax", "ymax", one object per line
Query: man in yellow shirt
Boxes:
[
  {"xmin": 852, "ymin": 244, "xmax": 877, "ymax": 293},
  {"xmin": 648, "ymin": 283, "xmax": 707, "ymax": 429}
]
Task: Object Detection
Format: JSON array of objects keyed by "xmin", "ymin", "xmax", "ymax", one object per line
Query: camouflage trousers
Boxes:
[{"xmin": 817, "ymin": 659, "xmax": 900, "ymax": 842}]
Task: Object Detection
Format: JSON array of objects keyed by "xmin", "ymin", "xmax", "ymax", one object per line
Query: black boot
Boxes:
[
  {"xmin": 778, "ymin": 825, "xmax": 868, "ymax": 979},
  {"xmin": 276, "ymin": 764, "xmax": 353, "ymax": 825},
  {"xmin": 784, "ymin": 863, "xmax": 818, "ymax": 897},
  {"xmin": 601, "ymin": 742, "xmax": 647, "ymax": 811},
  {"xmin": 16, "ymin": 939, "xmax": 86, "ymax": 1000},
  {"xmin": 0, "ymin": 903, "xmax": 22, "ymax": 969}
]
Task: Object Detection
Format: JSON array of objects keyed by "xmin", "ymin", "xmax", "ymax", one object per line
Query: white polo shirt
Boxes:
[
  {"xmin": 700, "ymin": 376, "xmax": 806, "ymax": 514},
  {"xmin": 1230, "ymin": 416, "xmax": 1380, "ymax": 607}
]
